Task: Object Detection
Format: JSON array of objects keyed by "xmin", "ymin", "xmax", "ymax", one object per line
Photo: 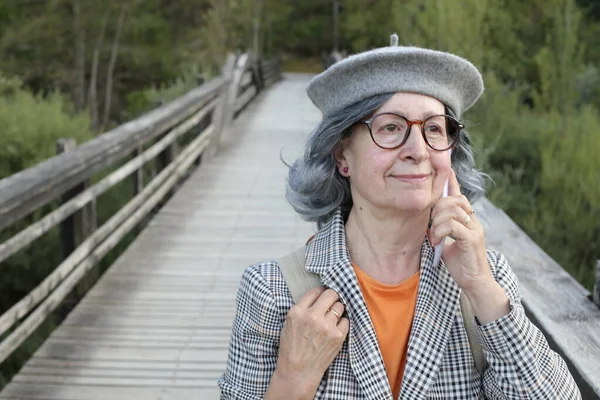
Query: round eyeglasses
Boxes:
[{"xmin": 358, "ymin": 113, "xmax": 464, "ymax": 151}]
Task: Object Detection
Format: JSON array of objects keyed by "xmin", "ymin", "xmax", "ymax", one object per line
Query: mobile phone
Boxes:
[{"xmin": 432, "ymin": 149, "xmax": 451, "ymax": 267}]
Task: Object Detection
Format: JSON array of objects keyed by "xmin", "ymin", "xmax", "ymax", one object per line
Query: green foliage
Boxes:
[
  {"xmin": 467, "ymin": 71, "xmax": 600, "ymax": 290},
  {"xmin": 0, "ymin": 73, "xmax": 93, "ymax": 179},
  {"xmin": 124, "ymin": 65, "xmax": 214, "ymax": 119}
]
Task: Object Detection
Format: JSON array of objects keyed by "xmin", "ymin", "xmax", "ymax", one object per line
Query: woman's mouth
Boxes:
[{"xmin": 391, "ymin": 174, "xmax": 430, "ymax": 183}]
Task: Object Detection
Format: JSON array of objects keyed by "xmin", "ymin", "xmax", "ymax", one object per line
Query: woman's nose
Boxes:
[{"xmin": 400, "ymin": 125, "xmax": 429, "ymax": 161}]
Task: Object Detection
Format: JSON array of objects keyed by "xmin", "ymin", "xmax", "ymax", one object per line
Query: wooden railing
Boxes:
[
  {"xmin": 474, "ymin": 199, "xmax": 600, "ymax": 398},
  {"xmin": 0, "ymin": 52, "xmax": 282, "ymax": 364}
]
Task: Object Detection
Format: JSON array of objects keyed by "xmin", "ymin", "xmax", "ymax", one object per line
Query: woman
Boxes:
[{"xmin": 218, "ymin": 35, "xmax": 581, "ymax": 399}]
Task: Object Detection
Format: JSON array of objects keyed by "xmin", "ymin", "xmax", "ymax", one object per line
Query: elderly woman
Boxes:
[{"xmin": 218, "ymin": 36, "xmax": 581, "ymax": 399}]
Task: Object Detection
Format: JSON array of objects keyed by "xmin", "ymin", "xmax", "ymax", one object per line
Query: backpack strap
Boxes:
[
  {"xmin": 277, "ymin": 246, "xmax": 487, "ymax": 375},
  {"xmin": 459, "ymin": 290, "xmax": 488, "ymax": 375},
  {"xmin": 277, "ymin": 246, "xmax": 322, "ymax": 303}
]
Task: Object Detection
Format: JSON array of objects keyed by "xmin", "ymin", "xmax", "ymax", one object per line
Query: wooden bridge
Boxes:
[{"xmin": 0, "ymin": 54, "xmax": 599, "ymax": 399}]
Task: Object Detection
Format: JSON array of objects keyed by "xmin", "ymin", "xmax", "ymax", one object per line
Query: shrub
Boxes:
[{"xmin": 468, "ymin": 72, "xmax": 600, "ymax": 290}]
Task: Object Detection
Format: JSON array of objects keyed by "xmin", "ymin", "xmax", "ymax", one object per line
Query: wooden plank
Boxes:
[
  {"xmin": 475, "ymin": 197, "xmax": 600, "ymax": 396},
  {"xmin": 0, "ymin": 385, "xmax": 222, "ymax": 400},
  {"xmin": 240, "ymin": 71, "xmax": 253, "ymax": 88},
  {"xmin": 234, "ymin": 85, "xmax": 257, "ymax": 113}
]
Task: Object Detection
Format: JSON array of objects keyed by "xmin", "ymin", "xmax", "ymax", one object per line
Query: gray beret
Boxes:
[{"xmin": 306, "ymin": 34, "xmax": 484, "ymax": 119}]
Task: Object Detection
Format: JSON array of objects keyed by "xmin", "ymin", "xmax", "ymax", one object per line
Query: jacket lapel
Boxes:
[
  {"xmin": 305, "ymin": 210, "xmax": 460, "ymax": 400},
  {"xmin": 398, "ymin": 238, "xmax": 460, "ymax": 399},
  {"xmin": 306, "ymin": 210, "xmax": 393, "ymax": 400}
]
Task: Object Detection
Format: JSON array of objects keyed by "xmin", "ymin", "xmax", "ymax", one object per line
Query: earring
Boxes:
[{"xmin": 343, "ymin": 167, "xmax": 349, "ymax": 174}]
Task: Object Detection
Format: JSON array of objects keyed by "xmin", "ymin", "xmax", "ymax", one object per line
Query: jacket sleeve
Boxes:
[
  {"xmin": 479, "ymin": 250, "xmax": 582, "ymax": 399},
  {"xmin": 218, "ymin": 264, "xmax": 282, "ymax": 399}
]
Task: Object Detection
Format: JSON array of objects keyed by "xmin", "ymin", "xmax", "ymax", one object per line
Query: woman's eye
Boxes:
[
  {"xmin": 425, "ymin": 125, "xmax": 443, "ymax": 134},
  {"xmin": 383, "ymin": 124, "xmax": 399, "ymax": 133}
]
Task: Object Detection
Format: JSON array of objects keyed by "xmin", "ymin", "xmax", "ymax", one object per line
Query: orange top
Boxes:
[{"xmin": 353, "ymin": 264, "xmax": 420, "ymax": 399}]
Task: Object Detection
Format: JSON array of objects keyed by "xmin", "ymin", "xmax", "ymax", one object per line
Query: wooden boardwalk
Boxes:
[{"xmin": 0, "ymin": 74, "xmax": 319, "ymax": 400}]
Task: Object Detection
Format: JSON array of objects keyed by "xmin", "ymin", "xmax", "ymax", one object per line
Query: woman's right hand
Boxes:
[{"xmin": 268, "ymin": 287, "xmax": 350, "ymax": 397}]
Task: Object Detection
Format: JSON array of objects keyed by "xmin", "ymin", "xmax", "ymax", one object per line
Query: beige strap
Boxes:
[
  {"xmin": 277, "ymin": 246, "xmax": 322, "ymax": 304},
  {"xmin": 460, "ymin": 290, "xmax": 488, "ymax": 375}
]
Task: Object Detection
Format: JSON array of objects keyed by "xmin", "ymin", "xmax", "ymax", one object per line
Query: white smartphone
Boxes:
[{"xmin": 432, "ymin": 149, "xmax": 451, "ymax": 267}]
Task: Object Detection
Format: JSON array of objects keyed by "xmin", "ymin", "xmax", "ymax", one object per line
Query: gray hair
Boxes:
[{"xmin": 285, "ymin": 94, "xmax": 489, "ymax": 228}]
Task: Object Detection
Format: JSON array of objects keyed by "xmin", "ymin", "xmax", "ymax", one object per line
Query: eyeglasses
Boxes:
[{"xmin": 358, "ymin": 113, "xmax": 464, "ymax": 151}]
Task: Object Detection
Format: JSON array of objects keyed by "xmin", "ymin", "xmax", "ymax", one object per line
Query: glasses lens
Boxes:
[
  {"xmin": 370, "ymin": 114, "xmax": 408, "ymax": 148},
  {"xmin": 423, "ymin": 115, "xmax": 459, "ymax": 150}
]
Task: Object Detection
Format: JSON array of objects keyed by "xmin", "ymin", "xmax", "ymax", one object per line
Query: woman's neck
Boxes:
[{"xmin": 345, "ymin": 205, "xmax": 429, "ymax": 285}]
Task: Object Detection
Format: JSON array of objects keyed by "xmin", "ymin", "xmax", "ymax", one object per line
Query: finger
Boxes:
[
  {"xmin": 337, "ymin": 317, "xmax": 350, "ymax": 336},
  {"xmin": 325, "ymin": 301, "xmax": 345, "ymax": 323},
  {"xmin": 432, "ymin": 206, "xmax": 470, "ymax": 230},
  {"xmin": 430, "ymin": 209, "xmax": 476, "ymax": 245},
  {"xmin": 447, "ymin": 168, "xmax": 461, "ymax": 197},
  {"xmin": 311, "ymin": 288, "xmax": 340, "ymax": 314},
  {"xmin": 431, "ymin": 194, "xmax": 473, "ymax": 220},
  {"xmin": 296, "ymin": 286, "xmax": 326, "ymax": 309},
  {"xmin": 430, "ymin": 218, "xmax": 470, "ymax": 246}
]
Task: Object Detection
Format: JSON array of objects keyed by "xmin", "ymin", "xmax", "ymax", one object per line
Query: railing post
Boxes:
[
  {"xmin": 151, "ymin": 98, "xmax": 176, "ymax": 176},
  {"xmin": 57, "ymin": 138, "xmax": 78, "ymax": 259},
  {"xmin": 133, "ymin": 145, "xmax": 144, "ymax": 195},
  {"xmin": 56, "ymin": 138, "xmax": 96, "ymax": 258},
  {"xmin": 255, "ymin": 56, "xmax": 265, "ymax": 91},
  {"xmin": 594, "ymin": 260, "xmax": 600, "ymax": 308},
  {"xmin": 206, "ymin": 53, "xmax": 237, "ymax": 158},
  {"xmin": 56, "ymin": 138, "xmax": 98, "ymax": 301},
  {"xmin": 224, "ymin": 53, "xmax": 249, "ymax": 128}
]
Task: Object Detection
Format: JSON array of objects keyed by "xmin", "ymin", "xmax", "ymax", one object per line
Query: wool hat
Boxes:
[{"xmin": 306, "ymin": 34, "xmax": 484, "ymax": 119}]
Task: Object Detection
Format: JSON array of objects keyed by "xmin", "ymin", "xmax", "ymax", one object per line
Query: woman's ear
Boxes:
[{"xmin": 334, "ymin": 141, "xmax": 349, "ymax": 177}]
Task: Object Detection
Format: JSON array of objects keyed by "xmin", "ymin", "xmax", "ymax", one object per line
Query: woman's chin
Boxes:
[{"xmin": 396, "ymin": 202, "xmax": 434, "ymax": 215}]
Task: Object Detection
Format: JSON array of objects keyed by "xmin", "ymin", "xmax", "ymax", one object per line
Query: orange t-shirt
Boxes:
[{"xmin": 352, "ymin": 264, "xmax": 420, "ymax": 399}]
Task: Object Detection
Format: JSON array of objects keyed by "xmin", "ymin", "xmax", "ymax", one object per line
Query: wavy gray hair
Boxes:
[{"xmin": 285, "ymin": 93, "xmax": 488, "ymax": 228}]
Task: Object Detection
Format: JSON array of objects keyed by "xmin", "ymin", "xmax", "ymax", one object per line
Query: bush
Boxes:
[
  {"xmin": 468, "ymin": 73, "xmax": 600, "ymax": 290},
  {"xmin": 0, "ymin": 74, "xmax": 93, "ymax": 179}
]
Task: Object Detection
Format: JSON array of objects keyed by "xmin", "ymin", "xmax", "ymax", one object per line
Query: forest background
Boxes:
[{"xmin": 0, "ymin": 0, "xmax": 599, "ymax": 387}]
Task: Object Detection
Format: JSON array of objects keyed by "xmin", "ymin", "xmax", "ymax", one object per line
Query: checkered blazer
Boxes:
[{"xmin": 218, "ymin": 209, "xmax": 581, "ymax": 399}]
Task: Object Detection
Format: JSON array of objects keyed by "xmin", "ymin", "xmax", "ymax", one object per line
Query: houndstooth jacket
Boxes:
[{"xmin": 218, "ymin": 209, "xmax": 581, "ymax": 399}]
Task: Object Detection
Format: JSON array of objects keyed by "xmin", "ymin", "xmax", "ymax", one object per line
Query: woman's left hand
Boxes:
[{"xmin": 427, "ymin": 169, "xmax": 494, "ymax": 293}]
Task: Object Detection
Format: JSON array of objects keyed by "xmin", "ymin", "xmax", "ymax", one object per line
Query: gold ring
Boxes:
[
  {"xmin": 463, "ymin": 214, "xmax": 471, "ymax": 225},
  {"xmin": 327, "ymin": 309, "xmax": 341, "ymax": 319}
]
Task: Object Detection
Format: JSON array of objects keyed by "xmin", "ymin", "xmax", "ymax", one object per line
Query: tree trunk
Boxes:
[
  {"xmin": 88, "ymin": 6, "xmax": 112, "ymax": 130},
  {"xmin": 73, "ymin": 0, "xmax": 86, "ymax": 112},
  {"xmin": 102, "ymin": 5, "xmax": 127, "ymax": 129}
]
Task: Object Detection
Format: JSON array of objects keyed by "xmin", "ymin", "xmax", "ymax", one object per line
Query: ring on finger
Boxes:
[
  {"xmin": 326, "ymin": 308, "xmax": 341, "ymax": 320},
  {"xmin": 463, "ymin": 214, "xmax": 471, "ymax": 225}
]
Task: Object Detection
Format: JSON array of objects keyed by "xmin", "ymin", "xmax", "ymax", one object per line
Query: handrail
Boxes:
[
  {"xmin": 0, "ymin": 52, "xmax": 282, "ymax": 364},
  {"xmin": 475, "ymin": 198, "xmax": 600, "ymax": 397}
]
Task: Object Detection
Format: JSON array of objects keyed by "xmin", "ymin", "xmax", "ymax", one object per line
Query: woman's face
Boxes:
[{"xmin": 336, "ymin": 92, "xmax": 452, "ymax": 215}]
